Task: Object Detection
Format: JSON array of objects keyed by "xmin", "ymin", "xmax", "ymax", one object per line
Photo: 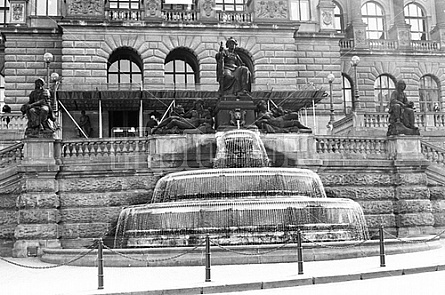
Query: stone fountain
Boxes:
[{"xmin": 114, "ymin": 129, "xmax": 369, "ymax": 249}]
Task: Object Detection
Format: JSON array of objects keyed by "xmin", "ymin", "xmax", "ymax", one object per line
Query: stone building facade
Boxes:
[{"xmin": 1, "ymin": 0, "xmax": 445, "ymax": 136}]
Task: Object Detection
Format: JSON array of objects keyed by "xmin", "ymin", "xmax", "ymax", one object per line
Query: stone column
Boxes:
[
  {"xmin": 431, "ymin": 0, "xmax": 445, "ymax": 50},
  {"xmin": 13, "ymin": 138, "xmax": 61, "ymax": 257},
  {"xmin": 344, "ymin": 0, "xmax": 368, "ymax": 49},
  {"xmin": 388, "ymin": 0, "xmax": 411, "ymax": 49},
  {"xmin": 388, "ymin": 136, "xmax": 434, "ymax": 237}
]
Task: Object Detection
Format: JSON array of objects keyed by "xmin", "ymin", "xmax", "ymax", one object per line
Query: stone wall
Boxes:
[{"xmin": 2, "ymin": 135, "xmax": 445, "ymax": 257}]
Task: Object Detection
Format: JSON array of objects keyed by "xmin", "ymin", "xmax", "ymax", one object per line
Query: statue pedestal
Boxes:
[
  {"xmin": 13, "ymin": 138, "xmax": 61, "ymax": 257},
  {"xmin": 215, "ymin": 94, "xmax": 256, "ymax": 130}
]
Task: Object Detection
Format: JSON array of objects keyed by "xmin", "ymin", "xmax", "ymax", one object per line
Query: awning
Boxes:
[{"xmin": 57, "ymin": 89, "xmax": 326, "ymax": 112}]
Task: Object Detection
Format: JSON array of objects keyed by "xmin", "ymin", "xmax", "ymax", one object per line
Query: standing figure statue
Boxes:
[
  {"xmin": 387, "ymin": 80, "xmax": 420, "ymax": 136},
  {"xmin": 78, "ymin": 110, "xmax": 93, "ymax": 137},
  {"xmin": 21, "ymin": 78, "xmax": 56, "ymax": 137},
  {"xmin": 215, "ymin": 37, "xmax": 252, "ymax": 96}
]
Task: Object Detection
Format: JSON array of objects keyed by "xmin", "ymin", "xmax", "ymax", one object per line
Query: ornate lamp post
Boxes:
[
  {"xmin": 43, "ymin": 52, "xmax": 53, "ymax": 86},
  {"xmin": 327, "ymin": 73, "xmax": 335, "ymax": 129},
  {"xmin": 350, "ymin": 55, "xmax": 360, "ymax": 111}
]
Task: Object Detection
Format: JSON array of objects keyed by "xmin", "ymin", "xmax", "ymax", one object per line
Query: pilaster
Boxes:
[{"xmin": 317, "ymin": 0, "xmax": 335, "ymax": 32}]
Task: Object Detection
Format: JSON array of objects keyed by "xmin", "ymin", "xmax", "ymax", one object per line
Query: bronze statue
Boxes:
[
  {"xmin": 78, "ymin": 110, "xmax": 92, "ymax": 137},
  {"xmin": 254, "ymin": 100, "xmax": 311, "ymax": 133},
  {"xmin": 215, "ymin": 37, "xmax": 252, "ymax": 96},
  {"xmin": 152, "ymin": 100, "xmax": 215, "ymax": 134},
  {"xmin": 387, "ymin": 80, "xmax": 420, "ymax": 136},
  {"xmin": 21, "ymin": 78, "xmax": 56, "ymax": 137}
]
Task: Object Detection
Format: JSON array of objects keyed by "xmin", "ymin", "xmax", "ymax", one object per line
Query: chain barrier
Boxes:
[
  {"xmin": 0, "ymin": 242, "xmax": 97, "ymax": 269},
  {"xmin": 382, "ymin": 228, "xmax": 445, "ymax": 244},
  {"xmin": 211, "ymin": 238, "xmax": 292, "ymax": 256},
  {"xmin": 102, "ymin": 241, "xmax": 205, "ymax": 264},
  {"xmin": 301, "ymin": 237, "xmax": 370, "ymax": 249}
]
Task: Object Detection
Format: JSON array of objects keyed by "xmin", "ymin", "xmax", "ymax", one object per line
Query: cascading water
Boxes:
[{"xmin": 114, "ymin": 129, "xmax": 369, "ymax": 248}]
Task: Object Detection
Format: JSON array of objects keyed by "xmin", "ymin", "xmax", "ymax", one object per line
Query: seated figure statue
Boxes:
[
  {"xmin": 20, "ymin": 78, "xmax": 56, "ymax": 137},
  {"xmin": 215, "ymin": 37, "xmax": 252, "ymax": 96},
  {"xmin": 254, "ymin": 100, "xmax": 311, "ymax": 133},
  {"xmin": 387, "ymin": 80, "xmax": 420, "ymax": 136}
]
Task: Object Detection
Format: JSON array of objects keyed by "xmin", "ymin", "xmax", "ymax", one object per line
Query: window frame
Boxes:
[
  {"xmin": 164, "ymin": 47, "xmax": 199, "ymax": 88},
  {"xmin": 0, "ymin": 0, "xmax": 9, "ymax": 26},
  {"xmin": 107, "ymin": 47, "xmax": 143, "ymax": 86},
  {"xmin": 419, "ymin": 75, "xmax": 440, "ymax": 113},
  {"xmin": 404, "ymin": 3, "xmax": 428, "ymax": 41},
  {"xmin": 342, "ymin": 73, "xmax": 353, "ymax": 115},
  {"xmin": 33, "ymin": 0, "xmax": 59, "ymax": 16},
  {"xmin": 374, "ymin": 74, "xmax": 396, "ymax": 112},
  {"xmin": 290, "ymin": 0, "xmax": 311, "ymax": 21},
  {"xmin": 361, "ymin": 1, "xmax": 386, "ymax": 39}
]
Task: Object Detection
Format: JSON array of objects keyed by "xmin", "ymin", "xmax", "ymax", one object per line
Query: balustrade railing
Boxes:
[
  {"xmin": 363, "ymin": 113, "xmax": 389, "ymax": 128},
  {"xmin": 61, "ymin": 138, "xmax": 151, "ymax": 160},
  {"xmin": 339, "ymin": 39, "xmax": 354, "ymax": 49},
  {"xmin": 315, "ymin": 136, "xmax": 388, "ymax": 158},
  {"xmin": 217, "ymin": 12, "xmax": 252, "ymax": 23},
  {"xmin": 106, "ymin": 8, "xmax": 144, "ymax": 21},
  {"xmin": 421, "ymin": 141, "xmax": 445, "ymax": 166},
  {"xmin": 0, "ymin": 113, "xmax": 27, "ymax": 130},
  {"xmin": 162, "ymin": 9, "xmax": 198, "ymax": 22},
  {"xmin": 411, "ymin": 40, "xmax": 440, "ymax": 51},
  {"xmin": 0, "ymin": 142, "xmax": 24, "ymax": 168},
  {"xmin": 369, "ymin": 39, "xmax": 398, "ymax": 50}
]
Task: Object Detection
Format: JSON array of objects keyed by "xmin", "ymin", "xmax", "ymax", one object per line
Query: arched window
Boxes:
[
  {"xmin": 165, "ymin": 47, "xmax": 199, "ymax": 87},
  {"xmin": 374, "ymin": 74, "xmax": 396, "ymax": 112},
  {"xmin": 107, "ymin": 47, "xmax": 143, "ymax": 86},
  {"xmin": 419, "ymin": 75, "xmax": 440, "ymax": 112},
  {"xmin": 404, "ymin": 3, "xmax": 427, "ymax": 41},
  {"xmin": 361, "ymin": 2, "xmax": 385, "ymax": 39},
  {"xmin": 333, "ymin": 1, "xmax": 344, "ymax": 33},
  {"xmin": 342, "ymin": 73, "xmax": 353, "ymax": 114}
]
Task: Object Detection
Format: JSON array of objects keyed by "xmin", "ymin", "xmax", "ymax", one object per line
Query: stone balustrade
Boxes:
[
  {"xmin": 0, "ymin": 142, "xmax": 24, "ymax": 168},
  {"xmin": 314, "ymin": 136, "xmax": 389, "ymax": 159},
  {"xmin": 421, "ymin": 141, "xmax": 445, "ymax": 166},
  {"xmin": 0, "ymin": 113, "xmax": 27, "ymax": 130}
]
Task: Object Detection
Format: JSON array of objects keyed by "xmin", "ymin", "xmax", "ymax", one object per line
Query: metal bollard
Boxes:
[
  {"xmin": 205, "ymin": 235, "xmax": 211, "ymax": 282},
  {"xmin": 98, "ymin": 238, "xmax": 104, "ymax": 289},
  {"xmin": 379, "ymin": 225, "xmax": 386, "ymax": 267},
  {"xmin": 297, "ymin": 229, "xmax": 304, "ymax": 275}
]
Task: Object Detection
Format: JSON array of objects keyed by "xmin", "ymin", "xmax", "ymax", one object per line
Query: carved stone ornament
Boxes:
[
  {"xmin": 322, "ymin": 10, "xmax": 333, "ymax": 25},
  {"xmin": 256, "ymin": 0, "xmax": 288, "ymax": 19},
  {"xmin": 146, "ymin": 0, "xmax": 161, "ymax": 17},
  {"xmin": 201, "ymin": 0, "xmax": 214, "ymax": 18},
  {"xmin": 67, "ymin": 0, "xmax": 104, "ymax": 16},
  {"xmin": 11, "ymin": 3, "xmax": 25, "ymax": 23},
  {"xmin": 354, "ymin": 29, "xmax": 366, "ymax": 45},
  {"xmin": 398, "ymin": 30, "xmax": 409, "ymax": 46}
]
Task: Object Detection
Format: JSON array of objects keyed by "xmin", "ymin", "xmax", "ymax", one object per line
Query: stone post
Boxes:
[
  {"xmin": 388, "ymin": 136, "xmax": 434, "ymax": 237},
  {"xmin": 431, "ymin": 0, "xmax": 445, "ymax": 50},
  {"xmin": 388, "ymin": 0, "xmax": 411, "ymax": 50},
  {"xmin": 344, "ymin": 1, "xmax": 368, "ymax": 49},
  {"xmin": 13, "ymin": 138, "xmax": 61, "ymax": 257}
]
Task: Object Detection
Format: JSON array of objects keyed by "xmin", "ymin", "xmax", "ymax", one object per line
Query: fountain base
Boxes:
[{"xmin": 41, "ymin": 236, "xmax": 441, "ymax": 267}]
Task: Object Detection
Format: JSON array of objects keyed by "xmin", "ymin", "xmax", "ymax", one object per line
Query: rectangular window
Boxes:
[
  {"xmin": 0, "ymin": 0, "xmax": 9, "ymax": 26},
  {"xmin": 290, "ymin": 0, "xmax": 310, "ymax": 21},
  {"xmin": 35, "ymin": 0, "xmax": 58, "ymax": 16}
]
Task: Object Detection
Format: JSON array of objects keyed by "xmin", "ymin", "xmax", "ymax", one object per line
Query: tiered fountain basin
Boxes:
[{"xmin": 40, "ymin": 130, "xmax": 442, "ymax": 266}]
